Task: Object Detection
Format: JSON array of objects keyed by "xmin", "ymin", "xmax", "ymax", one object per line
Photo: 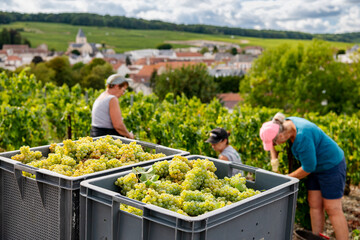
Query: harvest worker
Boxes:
[
  {"xmin": 260, "ymin": 113, "xmax": 348, "ymax": 240},
  {"xmin": 206, "ymin": 127, "xmax": 243, "ymax": 176},
  {"xmin": 90, "ymin": 74, "xmax": 134, "ymax": 139}
]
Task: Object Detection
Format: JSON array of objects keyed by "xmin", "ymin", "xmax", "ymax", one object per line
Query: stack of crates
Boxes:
[{"xmin": 0, "ymin": 136, "xmax": 189, "ymax": 240}]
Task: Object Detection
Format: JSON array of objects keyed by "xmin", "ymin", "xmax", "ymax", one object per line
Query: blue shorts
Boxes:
[{"xmin": 305, "ymin": 158, "xmax": 346, "ymax": 199}]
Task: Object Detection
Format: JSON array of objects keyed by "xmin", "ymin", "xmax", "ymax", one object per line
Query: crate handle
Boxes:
[
  {"xmin": 14, "ymin": 163, "xmax": 46, "ymax": 207},
  {"xmin": 136, "ymin": 141, "xmax": 157, "ymax": 149},
  {"xmin": 113, "ymin": 194, "xmax": 145, "ymax": 210},
  {"xmin": 14, "ymin": 162, "xmax": 38, "ymax": 175},
  {"xmin": 229, "ymin": 162, "xmax": 257, "ymax": 173}
]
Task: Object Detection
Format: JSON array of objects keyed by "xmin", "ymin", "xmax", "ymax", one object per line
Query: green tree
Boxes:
[
  {"xmin": 81, "ymin": 63, "xmax": 113, "ymax": 89},
  {"xmin": 71, "ymin": 49, "xmax": 81, "ymax": 56},
  {"xmin": 214, "ymin": 75, "xmax": 243, "ymax": 93},
  {"xmin": 230, "ymin": 47, "xmax": 238, "ymax": 55},
  {"xmin": 153, "ymin": 64, "xmax": 217, "ymax": 102},
  {"xmin": 156, "ymin": 43, "xmax": 172, "ymax": 49},
  {"xmin": 0, "ymin": 28, "xmax": 10, "ymax": 48},
  {"xmin": 31, "ymin": 56, "xmax": 43, "ymax": 65},
  {"xmin": 31, "ymin": 62, "xmax": 56, "ymax": 84},
  {"xmin": 46, "ymin": 56, "xmax": 74, "ymax": 87},
  {"xmin": 244, "ymin": 39, "xmax": 360, "ymax": 114},
  {"xmin": 200, "ymin": 47, "xmax": 209, "ymax": 54},
  {"xmin": 212, "ymin": 46, "xmax": 218, "ymax": 53},
  {"xmin": 126, "ymin": 56, "xmax": 132, "ymax": 66}
]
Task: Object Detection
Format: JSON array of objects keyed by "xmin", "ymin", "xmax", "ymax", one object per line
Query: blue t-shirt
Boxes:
[{"xmin": 287, "ymin": 117, "xmax": 344, "ymax": 173}]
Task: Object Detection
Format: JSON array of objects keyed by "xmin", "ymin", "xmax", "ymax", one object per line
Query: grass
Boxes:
[{"xmin": 0, "ymin": 22, "xmax": 355, "ymax": 53}]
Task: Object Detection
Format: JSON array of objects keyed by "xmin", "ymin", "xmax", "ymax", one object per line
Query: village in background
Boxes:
[{"xmin": 1, "ymin": 28, "xmax": 359, "ymax": 110}]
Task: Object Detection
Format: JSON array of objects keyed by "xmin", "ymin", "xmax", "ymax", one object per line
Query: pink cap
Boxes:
[{"xmin": 259, "ymin": 121, "xmax": 280, "ymax": 151}]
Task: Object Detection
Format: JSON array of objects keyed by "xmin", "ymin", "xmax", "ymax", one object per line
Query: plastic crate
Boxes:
[
  {"xmin": 0, "ymin": 136, "xmax": 189, "ymax": 240},
  {"xmin": 80, "ymin": 155, "xmax": 299, "ymax": 240}
]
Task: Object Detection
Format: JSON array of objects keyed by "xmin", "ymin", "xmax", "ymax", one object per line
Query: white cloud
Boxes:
[
  {"xmin": 276, "ymin": 18, "xmax": 331, "ymax": 33},
  {"xmin": 335, "ymin": 6, "xmax": 360, "ymax": 33},
  {"xmin": 1, "ymin": 0, "xmax": 360, "ymax": 34}
]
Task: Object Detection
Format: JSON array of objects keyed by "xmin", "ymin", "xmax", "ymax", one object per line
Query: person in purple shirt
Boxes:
[{"xmin": 260, "ymin": 113, "xmax": 348, "ymax": 240}]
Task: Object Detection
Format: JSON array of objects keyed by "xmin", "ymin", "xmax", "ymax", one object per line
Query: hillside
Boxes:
[
  {"xmin": 1, "ymin": 11, "xmax": 360, "ymax": 43},
  {"xmin": 0, "ymin": 22, "xmax": 354, "ymax": 53}
]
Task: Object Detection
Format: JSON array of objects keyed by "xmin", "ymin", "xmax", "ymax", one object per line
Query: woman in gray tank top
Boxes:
[
  {"xmin": 206, "ymin": 128, "xmax": 243, "ymax": 176},
  {"xmin": 90, "ymin": 74, "xmax": 134, "ymax": 139}
]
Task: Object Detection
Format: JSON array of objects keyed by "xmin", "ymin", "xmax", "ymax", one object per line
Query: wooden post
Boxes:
[{"xmin": 67, "ymin": 114, "xmax": 72, "ymax": 139}]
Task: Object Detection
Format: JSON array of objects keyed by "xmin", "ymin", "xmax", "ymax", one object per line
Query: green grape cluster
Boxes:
[
  {"xmin": 11, "ymin": 146, "xmax": 43, "ymax": 164},
  {"xmin": 46, "ymin": 153, "xmax": 62, "ymax": 165},
  {"xmin": 152, "ymin": 160, "xmax": 169, "ymax": 177},
  {"xmin": 214, "ymin": 185, "xmax": 242, "ymax": 202},
  {"xmin": 142, "ymin": 188, "xmax": 182, "ymax": 211},
  {"xmin": 228, "ymin": 173, "xmax": 247, "ymax": 192},
  {"xmin": 181, "ymin": 166, "xmax": 207, "ymax": 190},
  {"xmin": 49, "ymin": 164, "xmax": 73, "ymax": 176},
  {"xmin": 120, "ymin": 204, "xmax": 143, "ymax": 216},
  {"xmin": 11, "ymin": 135, "xmax": 168, "ymax": 177},
  {"xmin": 115, "ymin": 173, "xmax": 139, "ymax": 195},
  {"xmin": 151, "ymin": 180, "xmax": 182, "ymax": 195},
  {"xmin": 115, "ymin": 157, "xmax": 261, "ymax": 217},
  {"xmin": 61, "ymin": 156, "xmax": 77, "ymax": 166},
  {"xmin": 126, "ymin": 182, "xmax": 147, "ymax": 201},
  {"xmin": 169, "ymin": 158, "xmax": 191, "ymax": 181}
]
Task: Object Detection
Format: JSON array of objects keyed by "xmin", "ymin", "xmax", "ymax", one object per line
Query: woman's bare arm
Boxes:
[{"xmin": 109, "ymin": 97, "xmax": 134, "ymax": 139}]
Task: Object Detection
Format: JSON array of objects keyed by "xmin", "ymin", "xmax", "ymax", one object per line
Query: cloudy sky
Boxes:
[{"xmin": 2, "ymin": 0, "xmax": 360, "ymax": 34}]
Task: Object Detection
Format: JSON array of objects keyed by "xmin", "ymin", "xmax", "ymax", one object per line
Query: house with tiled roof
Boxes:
[
  {"xmin": 243, "ymin": 46, "xmax": 263, "ymax": 55},
  {"xmin": 217, "ymin": 93, "xmax": 244, "ymax": 110},
  {"xmin": 175, "ymin": 52, "xmax": 204, "ymax": 61},
  {"xmin": 154, "ymin": 61, "xmax": 200, "ymax": 74},
  {"xmin": 130, "ymin": 65, "xmax": 158, "ymax": 83},
  {"xmin": 2, "ymin": 44, "xmax": 49, "ymax": 65},
  {"xmin": 231, "ymin": 54, "xmax": 258, "ymax": 72},
  {"xmin": 5, "ymin": 55, "xmax": 22, "ymax": 70},
  {"xmin": 134, "ymin": 57, "xmax": 170, "ymax": 66}
]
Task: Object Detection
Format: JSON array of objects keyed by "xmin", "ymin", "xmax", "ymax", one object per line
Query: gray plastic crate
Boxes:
[
  {"xmin": 80, "ymin": 155, "xmax": 299, "ymax": 240},
  {"xmin": 0, "ymin": 135, "xmax": 189, "ymax": 240}
]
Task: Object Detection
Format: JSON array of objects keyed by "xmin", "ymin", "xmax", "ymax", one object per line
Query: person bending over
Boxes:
[{"xmin": 260, "ymin": 113, "xmax": 348, "ymax": 240}]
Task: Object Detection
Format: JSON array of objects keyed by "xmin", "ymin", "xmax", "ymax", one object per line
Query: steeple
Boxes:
[{"xmin": 76, "ymin": 28, "xmax": 87, "ymax": 44}]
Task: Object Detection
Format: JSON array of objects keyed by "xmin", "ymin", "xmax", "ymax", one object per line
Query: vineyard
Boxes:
[{"xmin": 1, "ymin": 71, "xmax": 360, "ymax": 229}]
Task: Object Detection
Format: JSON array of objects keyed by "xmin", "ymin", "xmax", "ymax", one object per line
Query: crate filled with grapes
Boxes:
[
  {"xmin": 0, "ymin": 135, "xmax": 189, "ymax": 240},
  {"xmin": 80, "ymin": 155, "xmax": 299, "ymax": 240}
]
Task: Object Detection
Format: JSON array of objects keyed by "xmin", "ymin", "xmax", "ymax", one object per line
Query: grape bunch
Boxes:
[
  {"xmin": 11, "ymin": 146, "xmax": 43, "ymax": 164},
  {"xmin": 115, "ymin": 157, "xmax": 261, "ymax": 217},
  {"xmin": 11, "ymin": 135, "xmax": 167, "ymax": 177}
]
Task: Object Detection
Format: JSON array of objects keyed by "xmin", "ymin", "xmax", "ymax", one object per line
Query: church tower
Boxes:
[{"xmin": 76, "ymin": 29, "xmax": 87, "ymax": 44}]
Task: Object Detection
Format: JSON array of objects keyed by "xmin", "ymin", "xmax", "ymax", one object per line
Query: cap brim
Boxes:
[
  {"xmin": 263, "ymin": 141, "xmax": 273, "ymax": 151},
  {"xmin": 205, "ymin": 137, "xmax": 219, "ymax": 144}
]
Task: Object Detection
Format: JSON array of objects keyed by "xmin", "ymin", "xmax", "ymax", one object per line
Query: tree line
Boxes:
[
  {"xmin": 1, "ymin": 11, "xmax": 360, "ymax": 42},
  {"xmin": 0, "ymin": 28, "xmax": 31, "ymax": 48}
]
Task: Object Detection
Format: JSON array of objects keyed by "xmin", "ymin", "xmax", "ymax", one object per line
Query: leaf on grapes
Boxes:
[
  {"xmin": 132, "ymin": 166, "xmax": 146, "ymax": 174},
  {"xmin": 235, "ymin": 183, "xmax": 247, "ymax": 192},
  {"xmin": 145, "ymin": 180, "xmax": 153, "ymax": 187},
  {"xmin": 146, "ymin": 167, "xmax": 155, "ymax": 174},
  {"xmin": 140, "ymin": 175, "xmax": 148, "ymax": 182},
  {"xmin": 150, "ymin": 175, "xmax": 159, "ymax": 182}
]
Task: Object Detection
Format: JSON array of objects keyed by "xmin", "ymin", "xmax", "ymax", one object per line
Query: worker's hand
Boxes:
[
  {"xmin": 271, "ymin": 158, "xmax": 279, "ymax": 172},
  {"xmin": 128, "ymin": 132, "xmax": 135, "ymax": 139}
]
